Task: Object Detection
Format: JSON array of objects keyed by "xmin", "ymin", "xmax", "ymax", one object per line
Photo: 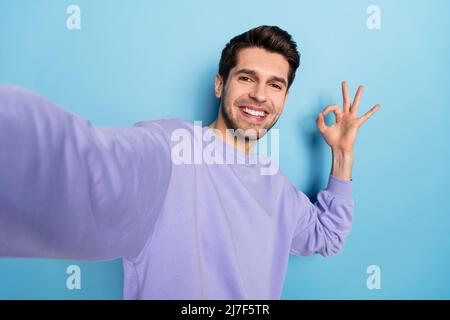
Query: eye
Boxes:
[
  {"xmin": 239, "ymin": 76, "xmax": 253, "ymax": 82},
  {"xmin": 271, "ymin": 83, "xmax": 282, "ymax": 90}
]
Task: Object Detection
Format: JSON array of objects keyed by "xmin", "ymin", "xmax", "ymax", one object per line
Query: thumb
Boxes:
[{"xmin": 316, "ymin": 112, "xmax": 327, "ymax": 133}]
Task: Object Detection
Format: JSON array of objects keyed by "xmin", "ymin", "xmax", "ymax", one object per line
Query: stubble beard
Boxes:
[{"xmin": 219, "ymin": 89, "xmax": 280, "ymax": 141}]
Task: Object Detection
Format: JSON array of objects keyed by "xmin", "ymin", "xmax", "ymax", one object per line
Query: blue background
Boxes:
[{"xmin": 1, "ymin": 0, "xmax": 449, "ymax": 299}]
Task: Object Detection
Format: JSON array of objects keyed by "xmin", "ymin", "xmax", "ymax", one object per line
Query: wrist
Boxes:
[
  {"xmin": 331, "ymin": 149, "xmax": 354, "ymax": 181},
  {"xmin": 331, "ymin": 148, "xmax": 354, "ymax": 158}
]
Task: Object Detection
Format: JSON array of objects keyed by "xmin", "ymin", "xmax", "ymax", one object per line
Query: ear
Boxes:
[{"xmin": 214, "ymin": 74, "xmax": 223, "ymax": 99}]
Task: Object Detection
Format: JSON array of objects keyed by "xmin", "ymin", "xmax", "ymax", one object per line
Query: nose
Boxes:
[{"xmin": 248, "ymin": 83, "xmax": 267, "ymax": 103}]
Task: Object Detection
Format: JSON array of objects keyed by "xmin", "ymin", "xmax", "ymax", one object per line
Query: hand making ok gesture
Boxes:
[{"xmin": 316, "ymin": 81, "xmax": 381, "ymax": 153}]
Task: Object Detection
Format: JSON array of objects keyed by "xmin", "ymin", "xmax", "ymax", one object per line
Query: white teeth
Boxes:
[{"xmin": 242, "ymin": 107, "xmax": 265, "ymax": 117}]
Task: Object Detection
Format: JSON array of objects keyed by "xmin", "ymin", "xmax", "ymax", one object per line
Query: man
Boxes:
[{"xmin": 0, "ymin": 25, "xmax": 380, "ymax": 299}]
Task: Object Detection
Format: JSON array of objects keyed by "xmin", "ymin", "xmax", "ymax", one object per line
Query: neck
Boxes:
[{"xmin": 208, "ymin": 118, "xmax": 256, "ymax": 155}]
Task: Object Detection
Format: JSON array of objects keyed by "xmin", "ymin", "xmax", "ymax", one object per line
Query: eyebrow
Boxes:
[{"xmin": 234, "ymin": 68, "xmax": 288, "ymax": 88}]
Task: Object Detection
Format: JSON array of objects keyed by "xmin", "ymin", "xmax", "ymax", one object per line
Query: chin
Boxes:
[{"xmin": 235, "ymin": 123, "xmax": 269, "ymax": 140}]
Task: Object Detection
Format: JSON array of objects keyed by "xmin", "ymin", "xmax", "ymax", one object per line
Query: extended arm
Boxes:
[{"xmin": 0, "ymin": 86, "xmax": 172, "ymax": 261}]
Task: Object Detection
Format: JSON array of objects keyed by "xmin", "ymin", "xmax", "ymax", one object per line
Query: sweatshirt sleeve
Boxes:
[
  {"xmin": 289, "ymin": 174, "xmax": 354, "ymax": 257},
  {"xmin": 0, "ymin": 86, "xmax": 172, "ymax": 262}
]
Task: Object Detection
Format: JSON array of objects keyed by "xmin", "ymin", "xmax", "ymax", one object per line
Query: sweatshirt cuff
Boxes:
[{"xmin": 326, "ymin": 174, "xmax": 353, "ymax": 199}]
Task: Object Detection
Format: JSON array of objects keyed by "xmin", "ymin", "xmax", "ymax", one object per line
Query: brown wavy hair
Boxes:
[{"xmin": 218, "ymin": 25, "xmax": 301, "ymax": 91}]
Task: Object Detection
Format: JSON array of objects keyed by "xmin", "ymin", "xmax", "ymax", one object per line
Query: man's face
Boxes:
[{"xmin": 215, "ymin": 47, "xmax": 290, "ymax": 140}]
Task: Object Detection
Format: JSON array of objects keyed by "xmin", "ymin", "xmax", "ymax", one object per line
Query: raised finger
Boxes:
[
  {"xmin": 357, "ymin": 104, "xmax": 381, "ymax": 126},
  {"xmin": 342, "ymin": 81, "xmax": 350, "ymax": 112},
  {"xmin": 351, "ymin": 85, "xmax": 364, "ymax": 115}
]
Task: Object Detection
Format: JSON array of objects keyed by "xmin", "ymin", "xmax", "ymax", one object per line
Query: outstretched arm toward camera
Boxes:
[{"xmin": 0, "ymin": 86, "xmax": 171, "ymax": 261}]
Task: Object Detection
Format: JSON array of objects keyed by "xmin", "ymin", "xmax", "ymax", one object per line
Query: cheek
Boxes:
[
  {"xmin": 227, "ymin": 82, "xmax": 249, "ymax": 99},
  {"xmin": 271, "ymin": 97, "xmax": 286, "ymax": 115},
  {"xmin": 223, "ymin": 94, "xmax": 235, "ymax": 111}
]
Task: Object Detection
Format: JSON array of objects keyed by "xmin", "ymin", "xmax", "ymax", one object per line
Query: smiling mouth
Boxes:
[{"xmin": 238, "ymin": 106, "xmax": 268, "ymax": 122}]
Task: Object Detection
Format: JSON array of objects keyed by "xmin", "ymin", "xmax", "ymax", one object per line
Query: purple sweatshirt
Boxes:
[{"xmin": 0, "ymin": 86, "xmax": 354, "ymax": 299}]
